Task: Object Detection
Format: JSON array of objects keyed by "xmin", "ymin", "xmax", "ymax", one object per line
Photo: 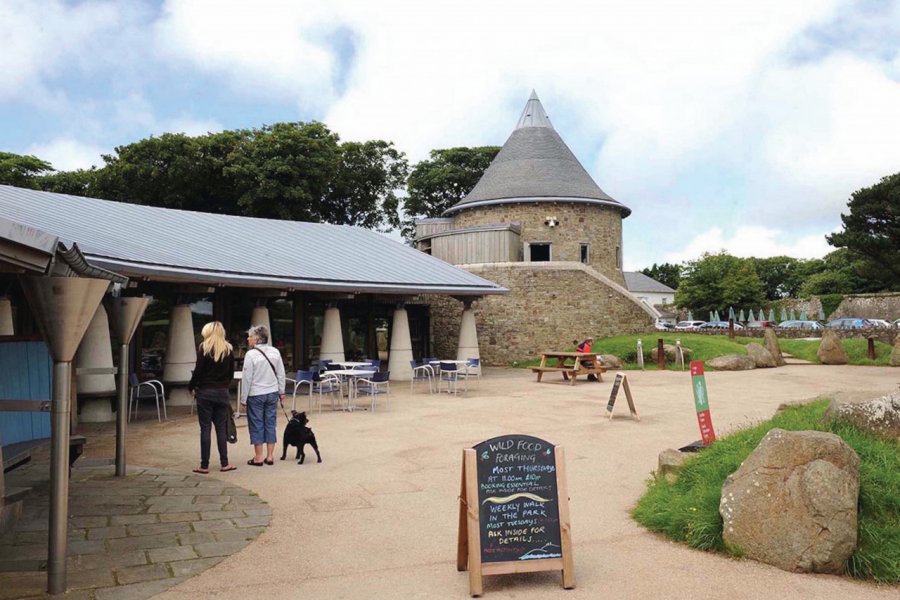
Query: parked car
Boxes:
[
  {"xmin": 866, "ymin": 319, "xmax": 893, "ymax": 328},
  {"xmin": 894, "ymin": 318, "xmax": 900, "ymax": 328},
  {"xmin": 675, "ymin": 320, "xmax": 706, "ymax": 330},
  {"xmin": 698, "ymin": 320, "xmax": 745, "ymax": 330},
  {"xmin": 826, "ymin": 318, "xmax": 871, "ymax": 329},
  {"xmin": 777, "ymin": 320, "xmax": 824, "ymax": 330},
  {"xmin": 655, "ymin": 320, "xmax": 675, "ymax": 331},
  {"xmin": 745, "ymin": 320, "xmax": 775, "ymax": 329}
]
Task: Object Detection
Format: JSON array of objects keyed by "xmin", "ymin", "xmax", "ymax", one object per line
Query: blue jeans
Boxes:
[{"xmin": 246, "ymin": 391, "xmax": 279, "ymax": 445}]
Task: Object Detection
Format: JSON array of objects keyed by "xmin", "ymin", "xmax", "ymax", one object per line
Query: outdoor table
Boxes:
[
  {"xmin": 325, "ymin": 369, "xmax": 376, "ymax": 410},
  {"xmin": 428, "ymin": 360, "xmax": 470, "ymax": 393},
  {"xmin": 531, "ymin": 351, "xmax": 606, "ymax": 384},
  {"xmin": 329, "ymin": 361, "xmax": 373, "ymax": 369}
]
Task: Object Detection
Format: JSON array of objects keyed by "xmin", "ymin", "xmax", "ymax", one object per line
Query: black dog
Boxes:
[{"xmin": 280, "ymin": 411, "xmax": 322, "ymax": 465}]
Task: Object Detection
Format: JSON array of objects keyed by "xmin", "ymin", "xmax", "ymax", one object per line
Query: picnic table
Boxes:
[{"xmin": 531, "ymin": 351, "xmax": 607, "ymax": 384}]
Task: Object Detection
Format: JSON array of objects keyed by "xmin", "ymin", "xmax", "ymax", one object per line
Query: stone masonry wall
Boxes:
[
  {"xmin": 451, "ymin": 202, "xmax": 625, "ymax": 286},
  {"xmin": 427, "ymin": 262, "xmax": 655, "ymax": 366},
  {"xmin": 832, "ymin": 293, "xmax": 900, "ymax": 321}
]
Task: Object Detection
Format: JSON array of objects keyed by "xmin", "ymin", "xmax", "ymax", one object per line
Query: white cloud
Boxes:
[
  {"xmin": 25, "ymin": 138, "xmax": 107, "ymax": 171},
  {"xmin": 661, "ymin": 225, "xmax": 835, "ymax": 265}
]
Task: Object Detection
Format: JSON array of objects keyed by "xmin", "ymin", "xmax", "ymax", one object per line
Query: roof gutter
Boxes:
[{"xmin": 443, "ymin": 196, "xmax": 632, "ymax": 218}]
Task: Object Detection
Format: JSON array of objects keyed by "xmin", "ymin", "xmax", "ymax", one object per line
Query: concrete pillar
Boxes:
[
  {"xmin": 456, "ymin": 303, "xmax": 480, "ymax": 372},
  {"xmin": 75, "ymin": 305, "xmax": 116, "ymax": 423},
  {"xmin": 0, "ymin": 298, "xmax": 13, "ymax": 335},
  {"xmin": 250, "ymin": 306, "xmax": 271, "ymax": 335},
  {"xmin": 162, "ymin": 304, "xmax": 195, "ymax": 406},
  {"xmin": 319, "ymin": 306, "xmax": 345, "ymax": 363},
  {"xmin": 387, "ymin": 306, "xmax": 413, "ymax": 381}
]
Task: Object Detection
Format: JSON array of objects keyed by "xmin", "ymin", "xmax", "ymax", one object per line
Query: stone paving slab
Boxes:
[{"xmin": 0, "ymin": 463, "xmax": 270, "ymax": 599}]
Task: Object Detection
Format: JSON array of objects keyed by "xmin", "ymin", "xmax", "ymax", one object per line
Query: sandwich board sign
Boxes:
[
  {"xmin": 690, "ymin": 361, "xmax": 716, "ymax": 446},
  {"xmin": 606, "ymin": 373, "xmax": 640, "ymax": 420},
  {"xmin": 457, "ymin": 434, "xmax": 574, "ymax": 596}
]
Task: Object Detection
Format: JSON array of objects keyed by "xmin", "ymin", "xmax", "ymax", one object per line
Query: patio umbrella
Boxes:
[
  {"xmin": 789, "ymin": 308, "xmax": 796, "ymax": 320},
  {"xmin": 780, "ymin": 307, "xmax": 787, "ymax": 322},
  {"xmin": 738, "ymin": 309, "xmax": 745, "ymax": 322},
  {"xmin": 818, "ymin": 309, "xmax": 825, "ymax": 321},
  {"xmin": 687, "ymin": 311, "xmax": 693, "ymax": 321},
  {"xmin": 709, "ymin": 311, "xmax": 714, "ymax": 322},
  {"xmin": 769, "ymin": 309, "xmax": 776, "ymax": 322},
  {"xmin": 728, "ymin": 306, "xmax": 735, "ymax": 321},
  {"xmin": 714, "ymin": 310, "xmax": 720, "ymax": 322},
  {"xmin": 799, "ymin": 309, "xmax": 808, "ymax": 320},
  {"xmin": 748, "ymin": 309, "xmax": 756, "ymax": 322}
]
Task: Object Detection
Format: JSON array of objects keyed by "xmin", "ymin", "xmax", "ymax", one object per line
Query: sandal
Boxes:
[
  {"xmin": 192, "ymin": 467, "xmax": 209, "ymax": 474},
  {"xmin": 220, "ymin": 465, "xmax": 237, "ymax": 472},
  {"xmin": 247, "ymin": 459, "xmax": 264, "ymax": 467},
  {"xmin": 263, "ymin": 459, "xmax": 274, "ymax": 465}
]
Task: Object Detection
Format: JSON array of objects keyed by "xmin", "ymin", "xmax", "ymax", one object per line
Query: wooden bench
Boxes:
[{"xmin": 532, "ymin": 352, "xmax": 607, "ymax": 385}]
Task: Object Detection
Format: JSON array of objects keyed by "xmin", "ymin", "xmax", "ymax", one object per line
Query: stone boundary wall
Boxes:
[
  {"xmin": 427, "ymin": 262, "xmax": 655, "ymax": 366},
  {"xmin": 641, "ymin": 328, "xmax": 897, "ymax": 345},
  {"xmin": 831, "ymin": 293, "xmax": 900, "ymax": 321}
]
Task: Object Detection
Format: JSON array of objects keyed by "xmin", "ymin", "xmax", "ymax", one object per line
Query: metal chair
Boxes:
[
  {"xmin": 409, "ymin": 360, "xmax": 434, "ymax": 393},
  {"xmin": 311, "ymin": 371, "xmax": 342, "ymax": 412},
  {"xmin": 463, "ymin": 358, "xmax": 481, "ymax": 386},
  {"xmin": 128, "ymin": 373, "xmax": 166, "ymax": 422},
  {"xmin": 439, "ymin": 361, "xmax": 465, "ymax": 394},
  {"xmin": 357, "ymin": 371, "xmax": 390, "ymax": 411},
  {"xmin": 289, "ymin": 370, "xmax": 315, "ymax": 411}
]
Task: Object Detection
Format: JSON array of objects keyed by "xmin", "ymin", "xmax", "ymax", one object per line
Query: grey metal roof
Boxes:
[
  {"xmin": 624, "ymin": 271, "xmax": 675, "ymax": 293},
  {"xmin": 443, "ymin": 92, "xmax": 631, "ymax": 217},
  {"xmin": 0, "ymin": 185, "xmax": 506, "ymax": 296}
]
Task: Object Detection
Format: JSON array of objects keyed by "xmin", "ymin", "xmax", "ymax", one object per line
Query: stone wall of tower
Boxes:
[{"xmin": 451, "ymin": 201, "xmax": 625, "ymax": 286}]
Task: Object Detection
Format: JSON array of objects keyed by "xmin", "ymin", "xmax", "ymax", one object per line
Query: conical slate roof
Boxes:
[{"xmin": 443, "ymin": 91, "xmax": 630, "ymax": 217}]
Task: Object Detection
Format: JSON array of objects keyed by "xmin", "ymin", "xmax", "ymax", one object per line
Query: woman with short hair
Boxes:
[
  {"xmin": 241, "ymin": 324, "xmax": 286, "ymax": 466},
  {"xmin": 188, "ymin": 321, "xmax": 237, "ymax": 473}
]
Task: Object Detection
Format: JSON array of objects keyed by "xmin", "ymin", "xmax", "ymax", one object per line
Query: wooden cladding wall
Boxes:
[{"xmin": 431, "ymin": 229, "xmax": 520, "ymax": 265}]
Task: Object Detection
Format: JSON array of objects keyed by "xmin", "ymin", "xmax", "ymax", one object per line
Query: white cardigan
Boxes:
[{"xmin": 240, "ymin": 344, "xmax": 286, "ymax": 404}]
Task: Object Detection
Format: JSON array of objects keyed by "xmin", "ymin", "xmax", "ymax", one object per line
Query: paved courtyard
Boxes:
[{"xmin": 4, "ymin": 363, "xmax": 899, "ymax": 599}]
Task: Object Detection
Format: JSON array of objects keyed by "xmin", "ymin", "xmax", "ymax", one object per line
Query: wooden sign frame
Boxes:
[
  {"xmin": 457, "ymin": 444, "xmax": 575, "ymax": 596},
  {"xmin": 606, "ymin": 373, "xmax": 640, "ymax": 421}
]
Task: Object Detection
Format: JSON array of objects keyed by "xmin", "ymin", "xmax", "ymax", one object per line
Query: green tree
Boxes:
[
  {"xmin": 827, "ymin": 171, "xmax": 900, "ymax": 291},
  {"xmin": 639, "ymin": 262, "xmax": 682, "ymax": 289},
  {"xmin": 799, "ymin": 271, "xmax": 854, "ymax": 296},
  {"xmin": 0, "ymin": 152, "xmax": 54, "ymax": 189},
  {"xmin": 749, "ymin": 256, "xmax": 813, "ymax": 299},
  {"xmin": 401, "ymin": 146, "xmax": 500, "ymax": 240},
  {"xmin": 675, "ymin": 252, "xmax": 765, "ymax": 315},
  {"xmin": 38, "ymin": 169, "xmax": 97, "ymax": 195}
]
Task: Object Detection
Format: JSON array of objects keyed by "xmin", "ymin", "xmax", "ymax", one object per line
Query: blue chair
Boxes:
[
  {"xmin": 311, "ymin": 371, "xmax": 342, "ymax": 412},
  {"xmin": 128, "ymin": 373, "xmax": 166, "ymax": 422},
  {"xmin": 409, "ymin": 360, "xmax": 434, "ymax": 393},
  {"xmin": 463, "ymin": 358, "xmax": 481, "ymax": 386},
  {"xmin": 289, "ymin": 370, "xmax": 315, "ymax": 411},
  {"xmin": 439, "ymin": 361, "xmax": 465, "ymax": 394},
  {"xmin": 357, "ymin": 371, "xmax": 390, "ymax": 412}
]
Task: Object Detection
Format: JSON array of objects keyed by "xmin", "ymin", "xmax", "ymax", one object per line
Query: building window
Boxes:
[
  {"xmin": 529, "ymin": 243, "xmax": 551, "ymax": 262},
  {"xmin": 615, "ymin": 245, "xmax": 621, "ymax": 268},
  {"xmin": 580, "ymin": 243, "xmax": 589, "ymax": 264}
]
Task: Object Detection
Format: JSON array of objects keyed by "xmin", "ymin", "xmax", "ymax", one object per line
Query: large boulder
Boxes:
[
  {"xmin": 890, "ymin": 336, "xmax": 900, "ymax": 367},
  {"xmin": 657, "ymin": 448, "xmax": 689, "ymax": 483},
  {"xmin": 824, "ymin": 393, "xmax": 900, "ymax": 443},
  {"xmin": 763, "ymin": 328, "xmax": 786, "ymax": 366},
  {"xmin": 720, "ymin": 429, "xmax": 859, "ymax": 574},
  {"xmin": 817, "ymin": 330, "xmax": 849, "ymax": 365},
  {"xmin": 650, "ymin": 344, "xmax": 691, "ymax": 363},
  {"xmin": 706, "ymin": 354, "xmax": 755, "ymax": 370},
  {"xmin": 745, "ymin": 343, "xmax": 776, "ymax": 368},
  {"xmin": 599, "ymin": 354, "xmax": 624, "ymax": 369}
]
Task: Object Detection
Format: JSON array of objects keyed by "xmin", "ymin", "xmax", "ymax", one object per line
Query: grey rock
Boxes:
[
  {"xmin": 763, "ymin": 328, "xmax": 786, "ymax": 367},
  {"xmin": 720, "ymin": 428, "xmax": 859, "ymax": 574},
  {"xmin": 890, "ymin": 336, "xmax": 900, "ymax": 367},
  {"xmin": 598, "ymin": 354, "xmax": 623, "ymax": 369},
  {"xmin": 650, "ymin": 344, "xmax": 691, "ymax": 363},
  {"xmin": 706, "ymin": 354, "xmax": 756, "ymax": 371},
  {"xmin": 824, "ymin": 394, "xmax": 900, "ymax": 443},
  {"xmin": 817, "ymin": 330, "xmax": 849, "ymax": 365},
  {"xmin": 657, "ymin": 449, "xmax": 688, "ymax": 483},
  {"xmin": 746, "ymin": 343, "xmax": 776, "ymax": 368}
]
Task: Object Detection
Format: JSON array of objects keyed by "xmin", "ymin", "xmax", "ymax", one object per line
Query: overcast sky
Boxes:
[{"xmin": 3, "ymin": 0, "xmax": 899, "ymax": 270}]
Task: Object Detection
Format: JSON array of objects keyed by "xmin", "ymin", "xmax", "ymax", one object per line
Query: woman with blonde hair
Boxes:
[{"xmin": 188, "ymin": 321, "xmax": 237, "ymax": 473}]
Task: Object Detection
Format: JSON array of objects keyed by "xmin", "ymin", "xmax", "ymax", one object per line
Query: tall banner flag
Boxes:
[{"xmin": 690, "ymin": 361, "xmax": 716, "ymax": 446}]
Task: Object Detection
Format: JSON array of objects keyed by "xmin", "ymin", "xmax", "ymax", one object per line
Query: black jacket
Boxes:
[{"xmin": 188, "ymin": 349, "xmax": 235, "ymax": 391}]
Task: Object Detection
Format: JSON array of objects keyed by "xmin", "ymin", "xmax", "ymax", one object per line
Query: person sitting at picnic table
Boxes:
[{"xmin": 572, "ymin": 337, "xmax": 603, "ymax": 381}]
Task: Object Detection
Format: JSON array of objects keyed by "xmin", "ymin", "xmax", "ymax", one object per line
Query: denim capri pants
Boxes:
[{"xmin": 246, "ymin": 391, "xmax": 279, "ymax": 445}]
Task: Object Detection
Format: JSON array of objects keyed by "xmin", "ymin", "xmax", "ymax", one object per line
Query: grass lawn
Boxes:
[
  {"xmin": 779, "ymin": 338, "xmax": 894, "ymax": 366},
  {"xmin": 631, "ymin": 399, "xmax": 900, "ymax": 583}
]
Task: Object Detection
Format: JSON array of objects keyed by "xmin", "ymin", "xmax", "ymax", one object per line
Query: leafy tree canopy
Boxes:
[
  {"xmin": 827, "ymin": 171, "xmax": 900, "ymax": 291},
  {"xmin": 0, "ymin": 152, "xmax": 54, "ymax": 189},
  {"xmin": 639, "ymin": 262, "xmax": 682, "ymax": 289},
  {"xmin": 674, "ymin": 252, "xmax": 765, "ymax": 315},
  {"xmin": 401, "ymin": 146, "xmax": 500, "ymax": 240}
]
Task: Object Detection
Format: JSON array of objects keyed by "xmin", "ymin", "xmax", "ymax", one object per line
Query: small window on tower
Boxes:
[
  {"xmin": 529, "ymin": 243, "xmax": 551, "ymax": 262},
  {"xmin": 580, "ymin": 244, "xmax": 589, "ymax": 264}
]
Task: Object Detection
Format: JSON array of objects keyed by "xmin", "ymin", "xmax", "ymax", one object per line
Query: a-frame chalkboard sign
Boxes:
[
  {"xmin": 606, "ymin": 373, "xmax": 640, "ymax": 421},
  {"xmin": 457, "ymin": 434, "xmax": 574, "ymax": 596}
]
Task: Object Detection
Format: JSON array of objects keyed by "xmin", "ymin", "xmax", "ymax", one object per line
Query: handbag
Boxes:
[{"xmin": 226, "ymin": 402, "xmax": 238, "ymax": 444}]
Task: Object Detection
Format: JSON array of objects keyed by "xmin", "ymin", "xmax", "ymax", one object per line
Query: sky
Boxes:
[{"xmin": 2, "ymin": 0, "xmax": 900, "ymax": 271}]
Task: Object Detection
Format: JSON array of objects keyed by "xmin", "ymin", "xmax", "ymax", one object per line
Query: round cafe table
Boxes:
[
  {"xmin": 324, "ymin": 369, "xmax": 375, "ymax": 411},
  {"xmin": 329, "ymin": 361, "xmax": 373, "ymax": 369}
]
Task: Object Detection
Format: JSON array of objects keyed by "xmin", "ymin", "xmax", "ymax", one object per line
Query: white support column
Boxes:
[
  {"xmin": 387, "ymin": 306, "xmax": 413, "ymax": 381},
  {"xmin": 456, "ymin": 301, "xmax": 480, "ymax": 370},
  {"xmin": 162, "ymin": 304, "xmax": 195, "ymax": 406},
  {"xmin": 0, "ymin": 298, "xmax": 13, "ymax": 335},
  {"xmin": 75, "ymin": 305, "xmax": 117, "ymax": 423},
  {"xmin": 250, "ymin": 306, "xmax": 271, "ymax": 335},
  {"xmin": 319, "ymin": 306, "xmax": 345, "ymax": 363}
]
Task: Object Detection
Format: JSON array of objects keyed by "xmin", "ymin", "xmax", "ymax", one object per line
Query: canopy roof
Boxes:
[
  {"xmin": 0, "ymin": 185, "xmax": 506, "ymax": 296},
  {"xmin": 444, "ymin": 91, "xmax": 631, "ymax": 217}
]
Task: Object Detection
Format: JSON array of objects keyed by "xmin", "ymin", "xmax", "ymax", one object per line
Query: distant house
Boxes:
[{"xmin": 624, "ymin": 272, "xmax": 676, "ymax": 318}]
